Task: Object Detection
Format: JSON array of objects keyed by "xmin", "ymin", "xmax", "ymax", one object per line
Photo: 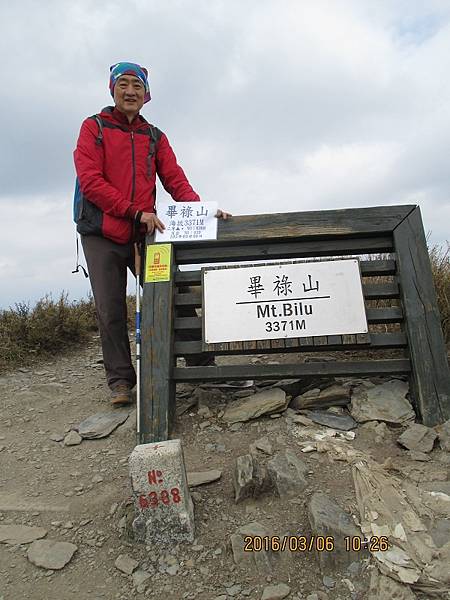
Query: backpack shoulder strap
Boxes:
[
  {"xmin": 87, "ymin": 114, "xmax": 104, "ymax": 145},
  {"xmin": 145, "ymin": 124, "xmax": 161, "ymax": 179}
]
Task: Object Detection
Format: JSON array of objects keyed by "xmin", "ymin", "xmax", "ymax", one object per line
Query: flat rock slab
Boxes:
[
  {"xmin": 223, "ymin": 388, "xmax": 287, "ymax": 423},
  {"xmin": 308, "ymin": 492, "xmax": 366, "ymax": 573},
  {"xmin": 187, "ymin": 470, "xmax": 222, "ymax": 487},
  {"xmin": 291, "ymin": 384, "xmax": 351, "ymax": 411},
  {"xmin": 231, "ymin": 521, "xmax": 273, "ymax": 574},
  {"xmin": 132, "ymin": 569, "xmax": 152, "ymax": 588},
  {"xmin": 77, "ymin": 410, "xmax": 130, "ymax": 439},
  {"xmin": 368, "ymin": 569, "xmax": 417, "ymax": 599},
  {"xmin": 27, "ymin": 539, "xmax": 77, "ymax": 570},
  {"xmin": 0, "ymin": 524, "xmax": 47, "ymax": 545},
  {"xmin": 408, "ymin": 451, "xmax": 431, "ymax": 462},
  {"xmin": 115, "ymin": 553, "xmax": 139, "ymax": 575},
  {"xmin": 398, "ymin": 423, "xmax": 437, "ymax": 453},
  {"xmin": 350, "ymin": 380, "xmax": 415, "ymax": 424},
  {"xmin": 261, "ymin": 583, "xmax": 291, "ymax": 599},
  {"xmin": 306, "ymin": 410, "xmax": 356, "ymax": 431}
]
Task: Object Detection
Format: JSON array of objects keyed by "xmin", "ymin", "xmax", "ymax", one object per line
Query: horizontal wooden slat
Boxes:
[
  {"xmin": 175, "ymin": 236, "xmax": 394, "ymax": 265},
  {"xmin": 360, "ymin": 259, "xmax": 396, "ymax": 276},
  {"xmin": 175, "ymin": 332, "xmax": 407, "ymax": 355},
  {"xmin": 174, "ymin": 282, "xmax": 399, "ymax": 309},
  {"xmin": 175, "ymin": 259, "xmax": 397, "ymax": 286},
  {"xmin": 173, "ymin": 359, "xmax": 411, "ymax": 381},
  {"xmin": 175, "ymin": 316, "xmax": 201, "ymax": 330},
  {"xmin": 363, "ymin": 282, "xmax": 399, "ymax": 299},
  {"xmin": 175, "ymin": 293, "xmax": 201, "ymax": 306},
  {"xmin": 365, "ymin": 307, "xmax": 403, "ymax": 323},
  {"xmin": 158, "ymin": 205, "xmax": 414, "ymax": 247}
]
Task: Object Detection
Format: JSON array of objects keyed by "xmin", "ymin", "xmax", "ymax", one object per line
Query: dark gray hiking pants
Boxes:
[{"xmin": 81, "ymin": 235, "xmax": 137, "ymax": 390}]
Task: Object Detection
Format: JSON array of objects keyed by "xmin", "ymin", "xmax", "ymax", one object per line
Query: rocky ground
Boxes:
[{"xmin": 0, "ymin": 335, "xmax": 449, "ymax": 600}]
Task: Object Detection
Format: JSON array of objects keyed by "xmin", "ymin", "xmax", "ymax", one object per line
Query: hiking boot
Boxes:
[{"xmin": 110, "ymin": 384, "xmax": 133, "ymax": 406}]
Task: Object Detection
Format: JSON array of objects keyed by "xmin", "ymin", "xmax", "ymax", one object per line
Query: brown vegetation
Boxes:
[{"xmin": 429, "ymin": 242, "xmax": 450, "ymax": 343}]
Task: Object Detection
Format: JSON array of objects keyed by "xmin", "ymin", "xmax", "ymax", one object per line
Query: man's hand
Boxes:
[
  {"xmin": 215, "ymin": 209, "xmax": 232, "ymax": 220},
  {"xmin": 140, "ymin": 212, "xmax": 165, "ymax": 234}
]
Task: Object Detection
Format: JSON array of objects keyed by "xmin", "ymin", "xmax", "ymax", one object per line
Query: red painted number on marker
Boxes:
[
  {"xmin": 171, "ymin": 488, "xmax": 181, "ymax": 503},
  {"xmin": 147, "ymin": 469, "xmax": 164, "ymax": 485},
  {"xmin": 138, "ymin": 488, "xmax": 182, "ymax": 509},
  {"xmin": 139, "ymin": 495, "xmax": 149, "ymax": 509},
  {"xmin": 149, "ymin": 491, "xmax": 159, "ymax": 508}
]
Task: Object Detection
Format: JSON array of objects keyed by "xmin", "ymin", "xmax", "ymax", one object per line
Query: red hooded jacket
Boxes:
[{"xmin": 73, "ymin": 106, "xmax": 200, "ymax": 244}]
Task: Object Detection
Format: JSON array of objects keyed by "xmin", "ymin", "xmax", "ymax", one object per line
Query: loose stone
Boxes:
[
  {"xmin": 27, "ymin": 540, "xmax": 77, "ymax": 570},
  {"xmin": 233, "ymin": 454, "xmax": 270, "ymax": 503},
  {"xmin": 291, "ymin": 384, "xmax": 350, "ymax": 411},
  {"xmin": 261, "ymin": 583, "xmax": 291, "ymax": 600},
  {"xmin": 223, "ymin": 388, "xmax": 287, "ymax": 423},
  {"xmin": 308, "ymin": 492, "xmax": 366, "ymax": 573},
  {"xmin": 63, "ymin": 431, "xmax": 82, "ymax": 446},
  {"xmin": 267, "ymin": 450, "xmax": 308, "ymax": 497},
  {"xmin": 350, "ymin": 380, "xmax": 414, "ymax": 424},
  {"xmin": 0, "ymin": 525, "xmax": 47, "ymax": 545},
  {"xmin": 254, "ymin": 437, "xmax": 273, "ymax": 455},
  {"xmin": 397, "ymin": 423, "xmax": 437, "ymax": 453},
  {"xmin": 78, "ymin": 410, "xmax": 131, "ymax": 439},
  {"xmin": 187, "ymin": 470, "xmax": 222, "ymax": 487},
  {"xmin": 115, "ymin": 553, "xmax": 139, "ymax": 575},
  {"xmin": 306, "ymin": 410, "xmax": 356, "ymax": 431}
]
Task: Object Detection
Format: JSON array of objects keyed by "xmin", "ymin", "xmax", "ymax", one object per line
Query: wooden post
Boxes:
[
  {"xmin": 140, "ymin": 241, "xmax": 176, "ymax": 442},
  {"xmin": 393, "ymin": 206, "xmax": 450, "ymax": 425}
]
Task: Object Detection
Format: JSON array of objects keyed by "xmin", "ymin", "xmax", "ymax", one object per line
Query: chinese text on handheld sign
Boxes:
[
  {"xmin": 155, "ymin": 201, "xmax": 218, "ymax": 243},
  {"xmin": 203, "ymin": 259, "xmax": 368, "ymax": 344}
]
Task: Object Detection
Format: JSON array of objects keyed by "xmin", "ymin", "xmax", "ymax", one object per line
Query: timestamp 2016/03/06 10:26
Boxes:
[{"xmin": 243, "ymin": 536, "xmax": 390, "ymax": 553}]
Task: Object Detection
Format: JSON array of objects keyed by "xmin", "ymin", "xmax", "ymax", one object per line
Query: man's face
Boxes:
[{"xmin": 113, "ymin": 74, "xmax": 145, "ymax": 117}]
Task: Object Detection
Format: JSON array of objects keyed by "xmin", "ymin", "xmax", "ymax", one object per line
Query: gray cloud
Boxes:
[{"xmin": 1, "ymin": 0, "xmax": 449, "ymax": 307}]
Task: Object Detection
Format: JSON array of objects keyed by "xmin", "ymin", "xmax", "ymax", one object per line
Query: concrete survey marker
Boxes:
[{"xmin": 129, "ymin": 439, "xmax": 195, "ymax": 545}]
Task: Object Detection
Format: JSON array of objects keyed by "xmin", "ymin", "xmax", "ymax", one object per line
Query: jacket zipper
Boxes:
[{"xmin": 131, "ymin": 131, "xmax": 136, "ymax": 204}]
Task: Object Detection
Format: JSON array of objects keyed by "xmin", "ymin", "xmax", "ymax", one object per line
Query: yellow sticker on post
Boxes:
[{"xmin": 144, "ymin": 244, "xmax": 172, "ymax": 283}]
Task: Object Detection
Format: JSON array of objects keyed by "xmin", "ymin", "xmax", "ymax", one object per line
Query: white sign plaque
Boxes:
[
  {"xmin": 203, "ymin": 259, "xmax": 368, "ymax": 344},
  {"xmin": 155, "ymin": 201, "xmax": 218, "ymax": 243}
]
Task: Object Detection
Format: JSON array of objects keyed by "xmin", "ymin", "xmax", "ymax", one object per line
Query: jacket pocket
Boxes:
[{"xmin": 76, "ymin": 195, "xmax": 104, "ymax": 236}]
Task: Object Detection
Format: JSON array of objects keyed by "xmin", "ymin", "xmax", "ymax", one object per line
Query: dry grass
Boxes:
[
  {"xmin": 0, "ymin": 293, "xmax": 98, "ymax": 372},
  {"xmin": 429, "ymin": 242, "xmax": 450, "ymax": 343}
]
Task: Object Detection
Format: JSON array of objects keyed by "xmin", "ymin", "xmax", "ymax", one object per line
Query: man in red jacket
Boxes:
[{"xmin": 74, "ymin": 62, "xmax": 229, "ymax": 406}]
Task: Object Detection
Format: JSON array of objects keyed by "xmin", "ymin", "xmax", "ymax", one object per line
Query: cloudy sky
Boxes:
[{"xmin": 1, "ymin": 0, "xmax": 449, "ymax": 309}]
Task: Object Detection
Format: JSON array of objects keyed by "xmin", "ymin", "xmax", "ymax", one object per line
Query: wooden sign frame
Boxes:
[{"xmin": 140, "ymin": 204, "xmax": 450, "ymax": 441}]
